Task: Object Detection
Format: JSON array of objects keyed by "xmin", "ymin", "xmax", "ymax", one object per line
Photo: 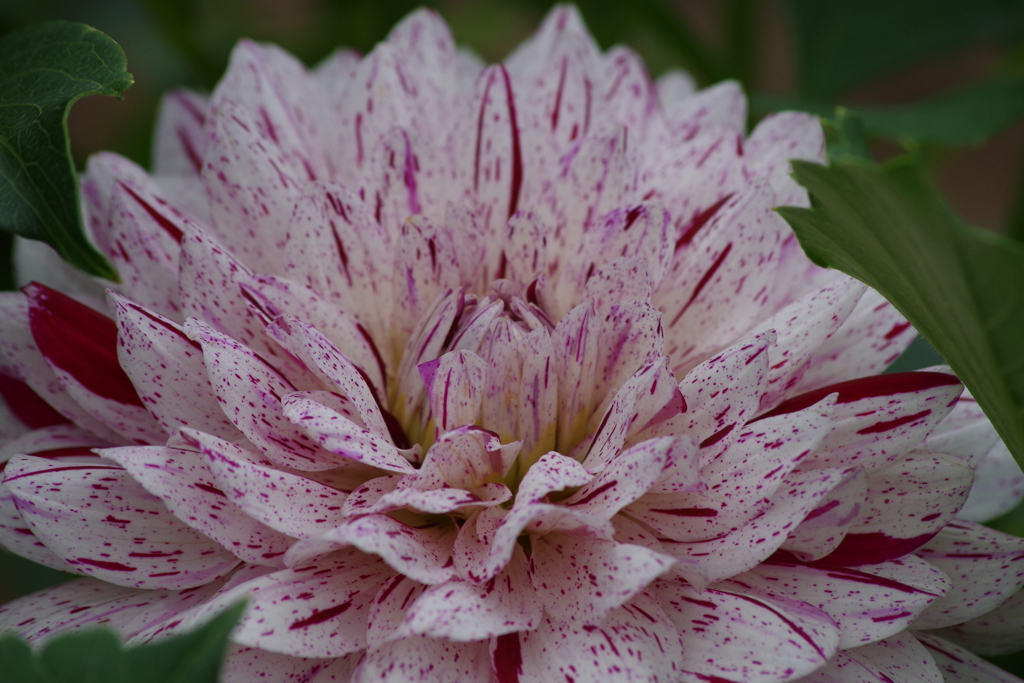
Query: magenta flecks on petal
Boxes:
[
  {"xmin": 24, "ymin": 283, "xmax": 143, "ymax": 408},
  {"xmin": 4, "ymin": 454, "xmax": 239, "ymax": 589},
  {"xmin": 0, "ymin": 5, "xmax": 1015, "ymax": 683}
]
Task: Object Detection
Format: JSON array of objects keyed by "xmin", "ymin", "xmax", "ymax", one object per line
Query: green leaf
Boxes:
[
  {"xmin": 0, "ymin": 634, "xmax": 50, "ymax": 683},
  {"xmin": 778, "ymin": 155, "xmax": 1024, "ymax": 469},
  {"xmin": 125, "ymin": 601, "xmax": 245, "ymax": 683},
  {"xmin": 788, "ymin": 0, "xmax": 1024, "ymax": 100},
  {"xmin": 0, "ymin": 601, "xmax": 244, "ymax": 683},
  {"xmin": 821, "ymin": 108, "xmax": 870, "ymax": 162},
  {"xmin": 0, "ymin": 21, "xmax": 132, "ymax": 280},
  {"xmin": 40, "ymin": 629, "xmax": 129, "ymax": 683}
]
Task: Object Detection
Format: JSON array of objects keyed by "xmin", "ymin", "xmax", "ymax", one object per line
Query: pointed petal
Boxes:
[
  {"xmin": 178, "ymin": 226, "xmax": 315, "ymax": 387},
  {"xmin": 744, "ymin": 111, "xmax": 826, "ymax": 207},
  {"xmin": 25, "ymin": 283, "xmax": 163, "ymax": 444},
  {"xmin": 103, "ymin": 181, "xmax": 184, "ymax": 317},
  {"xmin": 754, "ymin": 276, "xmax": 867, "ymax": 411},
  {"xmin": 152, "ymin": 89, "xmax": 209, "ymax": 176},
  {"xmin": 185, "ymin": 549, "xmax": 393, "ymax": 658},
  {"xmin": 632, "ymin": 405, "xmax": 833, "ymax": 543},
  {"xmin": 102, "ymin": 444, "xmax": 292, "ymax": 566},
  {"xmin": 511, "ymin": 591, "xmax": 683, "ymax": 683},
  {"xmin": 912, "ymin": 520, "xmax": 1024, "ymax": 629},
  {"xmin": 112, "ymin": 295, "xmax": 240, "ymax": 440},
  {"xmin": 677, "ymin": 331, "xmax": 773, "ymax": 463},
  {"xmin": 796, "ymin": 289, "xmax": 917, "ymax": 393},
  {"xmin": 914, "ymin": 632, "xmax": 1023, "ymax": 683},
  {"xmin": 736, "ymin": 555, "xmax": 948, "ymax": 649},
  {"xmin": 801, "ymin": 632, "xmax": 943, "ymax": 683},
  {"xmin": 282, "ymin": 392, "xmax": 413, "ymax": 474},
  {"xmin": 202, "ymin": 100, "xmax": 303, "ymax": 262},
  {"xmin": 517, "ymin": 452, "xmax": 591, "ymax": 505},
  {"xmin": 279, "ymin": 183, "xmax": 393, "ymax": 342},
  {"xmin": 657, "ymin": 184, "xmax": 791, "ymax": 373},
  {"xmin": 355, "ymin": 636, "xmax": 493, "ymax": 683},
  {"xmin": 565, "ymin": 436, "xmax": 675, "ymax": 518},
  {"xmin": 4, "ymin": 454, "xmax": 238, "ymax": 588},
  {"xmin": 244, "ymin": 276, "xmax": 388, "ymax": 392},
  {"xmin": 821, "ymin": 450, "xmax": 973, "ymax": 566},
  {"xmin": 934, "ymin": 586, "xmax": 1024, "ymax": 656},
  {"xmin": 654, "ymin": 576, "xmax": 839, "ymax": 683},
  {"xmin": 0, "ymin": 576, "xmax": 226, "ymax": 644},
  {"xmin": 193, "ymin": 430, "xmax": 347, "ymax": 539},
  {"xmin": 186, "ymin": 319, "xmax": 344, "ymax": 471},
  {"xmin": 286, "ymin": 514, "xmax": 456, "ymax": 585},
  {"xmin": 529, "ymin": 534, "xmax": 674, "ymax": 625},
  {"xmin": 266, "ymin": 316, "xmax": 392, "ymax": 440},
  {"xmin": 666, "ymin": 466, "xmax": 860, "ymax": 589},
  {"xmin": 398, "ymin": 544, "xmax": 540, "ymax": 641},
  {"xmin": 761, "ymin": 371, "xmax": 964, "ymax": 471}
]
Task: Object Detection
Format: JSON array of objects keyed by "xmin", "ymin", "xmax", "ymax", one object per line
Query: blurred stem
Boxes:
[
  {"xmin": 0, "ymin": 232, "xmax": 14, "ymax": 291},
  {"xmin": 1008, "ymin": 146, "xmax": 1024, "ymax": 242},
  {"xmin": 725, "ymin": 0, "xmax": 755, "ymax": 88},
  {"xmin": 632, "ymin": 0, "xmax": 725, "ymax": 85}
]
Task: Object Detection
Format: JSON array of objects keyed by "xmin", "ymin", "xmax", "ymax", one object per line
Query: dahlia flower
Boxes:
[{"xmin": 2, "ymin": 6, "xmax": 1024, "ymax": 682}]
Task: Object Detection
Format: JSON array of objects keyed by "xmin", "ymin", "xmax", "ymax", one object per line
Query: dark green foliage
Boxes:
[{"xmin": 0, "ymin": 21, "xmax": 130, "ymax": 280}]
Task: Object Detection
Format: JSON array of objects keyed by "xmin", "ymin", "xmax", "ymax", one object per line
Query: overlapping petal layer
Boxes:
[{"xmin": 1, "ymin": 6, "xmax": 1022, "ymax": 683}]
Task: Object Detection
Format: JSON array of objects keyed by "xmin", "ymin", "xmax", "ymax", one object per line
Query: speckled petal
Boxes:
[
  {"xmin": 677, "ymin": 331, "xmax": 773, "ymax": 463},
  {"xmin": 799, "ymin": 631, "xmax": 943, "ymax": 683},
  {"xmin": 666, "ymin": 466, "xmax": 860, "ymax": 589},
  {"xmin": 278, "ymin": 184, "xmax": 393, "ymax": 343},
  {"xmin": 282, "ymin": 392, "xmax": 414, "ymax": 474},
  {"xmin": 933, "ymin": 586, "xmax": 1024, "ymax": 656},
  {"xmin": 285, "ymin": 514, "xmax": 456, "ymax": 585},
  {"xmin": 0, "ymin": 575, "xmax": 227, "ymax": 645},
  {"xmin": 914, "ymin": 632, "xmax": 1023, "ymax": 683},
  {"xmin": 655, "ymin": 576, "xmax": 839, "ymax": 683},
  {"xmin": 186, "ymin": 319, "xmax": 344, "ymax": 471},
  {"xmin": 112, "ymin": 294, "xmax": 240, "ymax": 440},
  {"xmin": 796, "ymin": 289, "xmax": 917, "ymax": 394},
  {"xmin": 762, "ymin": 371, "xmax": 964, "ymax": 472},
  {"xmin": 175, "ymin": 549, "xmax": 393, "ymax": 658},
  {"xmin": 397, "ymin": 544, "xmax": 540, "ymax": 641},
  {"xmin": 152, "ymin": 89, "xmax": 209, "ymax": 176},
  {"xmin": 509, "ymin": 591, "xmax": 683, "ymax": 683},
  {"xmin": 822, "ymin": 450, "xmax": 973, "ymax": 566},
  {"xmin": 657, "ymin": 184, "xmax": 791, "ymax": 373},
  {"xmin": 754, "ymin": 275, "xmax": 866, "ymax": 411},
  {"xmin": 0, "ymin": 426, "xmax": 106, "ymax": 572},
  {"xmin": 195, "ymin": 430, "xmax": 348, "ymax": 539},
  {"xmin": 355, "ymin": 635, "xmax": 493, "ymax": 683},
  {"xmin": 220, "ymin": 644, "xmax": 361, "ymax": 683},
  {"xmin": 4, "ymin": 454, "xmax": 238, "ymax": 589},
  {"xmin": 631, "ymin": 404, "xmax": 833, "ymax": 543},
  {"xmin": 102, "ymin": 444, "xmax": 293, "ymax": 566},
  {"xmin": 25, "ymin": 283, "xmax": 164, "ymax": 445},
  {"xmin": 529, "ymin": 534, "xmax": 674, "ymax": 625},
  {"xmin": 912, "ymin": 520, "xmax": 1024, "ymax": 630},
  {"xmin": 732, "ymin": 555, "xmax": 949, "ymax": 649}
]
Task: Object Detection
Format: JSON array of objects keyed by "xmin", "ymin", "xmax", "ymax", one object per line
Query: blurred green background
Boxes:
[{"xmin": 2, "ymin": 0, "xmax": 1024, "ymax": 674}]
